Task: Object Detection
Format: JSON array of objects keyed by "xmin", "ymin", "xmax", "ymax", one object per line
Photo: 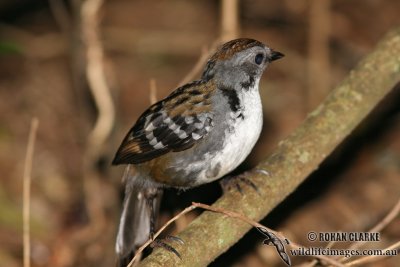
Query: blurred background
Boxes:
[{"xmin": 0, "ymin": 0, "xmax": 399, "ymax": 266}]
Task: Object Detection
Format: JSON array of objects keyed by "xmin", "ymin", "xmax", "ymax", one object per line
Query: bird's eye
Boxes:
[{"xmin": 255, "ymin": 53, "xmax": 264, "ymax": 65}]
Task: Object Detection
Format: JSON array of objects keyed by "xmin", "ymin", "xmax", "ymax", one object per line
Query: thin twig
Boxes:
[
  {"xmin": 367, "ymin": 198, "xmax": 400, "ymax": 234},
  {"xmin": 81, "ymin": 0, "xmax": 115, "ymax": 156},
  {"xmin": 81, "ymin": 0, "xmax": 114, "ymax": 229},
  {"xmin": 128, "ymin": 205, "xmax": 197, "ymax": 267},
  {"xmin": 341, "ymin": 198, "xmax": 400, "ymax": 258},
  {"xmin": 345, "ymin": 240, "xmax": 400, "ymax": 266},
  {"xmin": 192, "ymin": 203, "xmax": 346, "ymax": 267},
  {"xmin": 149, "ymin": 79, "xmax": 157, "ymax": 105},
  {"xmin": 221, "ymin": 0, "xmax": 240, "ymax": 41},
  {"xmin": 23, "ymin": 118, "xmax": 39, "ymax": 267},
  {"xmin": 132, "ymin": 199, "xmax": 399, "ymax": 267},
  {"xmin": 130, "ymin": 200, "xmax": 345, "ymax": 267}
]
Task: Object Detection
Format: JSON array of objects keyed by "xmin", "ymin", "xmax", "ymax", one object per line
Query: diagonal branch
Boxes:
[{"xmin": 137, "ymin": 27, "xmax": 400, "ymax": 267}]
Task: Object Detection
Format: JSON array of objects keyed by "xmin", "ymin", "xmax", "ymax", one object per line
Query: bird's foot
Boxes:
[
  {"xmin": 220, "ymin": 173, "xmax": 259, "ymax": 195},
  {"xmin": 150, "ymin": 235, "xmax": 184, "ymax": 259}
]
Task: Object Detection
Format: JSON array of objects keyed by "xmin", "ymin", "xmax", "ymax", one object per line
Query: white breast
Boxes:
[{"xmin": 199, "ymin": 86, "xmax": 263, "ymax": 184}]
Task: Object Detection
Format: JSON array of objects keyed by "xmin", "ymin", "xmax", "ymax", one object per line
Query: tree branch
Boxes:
[{"xmin": 137, "ymin": 27, "xmax": 400, "ymax": 267}]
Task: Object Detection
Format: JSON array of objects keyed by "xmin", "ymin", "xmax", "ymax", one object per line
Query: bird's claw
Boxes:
[
  {"xmin": 150, "ymin": 235, "xmax": 184, "ymax": 259},
  {"xmin": 220, "ymin": 174, "xmax": 260, "ymax": 195}
]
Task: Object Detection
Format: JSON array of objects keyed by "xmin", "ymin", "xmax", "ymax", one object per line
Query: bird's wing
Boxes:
[{"xmin": 112, "ymin": 80, "xmax": 215, "ymax": 165}]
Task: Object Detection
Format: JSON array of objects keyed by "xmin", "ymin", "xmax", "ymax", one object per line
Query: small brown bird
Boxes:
[{"xmin": 113, "ymin": 38, "xmax": 283, "ymax": 266}]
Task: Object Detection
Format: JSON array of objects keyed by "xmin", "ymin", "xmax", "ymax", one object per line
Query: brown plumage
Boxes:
[{"xmin": 113, "ymin": 80, "xmax": 215, "ymax": 165}]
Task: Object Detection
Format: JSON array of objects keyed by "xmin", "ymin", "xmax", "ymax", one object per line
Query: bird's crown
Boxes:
[{"xmin": 210, "ymin": 38, "xmax": 266, "ymax": 61}]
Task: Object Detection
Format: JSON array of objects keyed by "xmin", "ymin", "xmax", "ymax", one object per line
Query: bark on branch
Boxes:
[{"xmin": 138, "ymin": 28, "xmax": 400, "ymax": 267}]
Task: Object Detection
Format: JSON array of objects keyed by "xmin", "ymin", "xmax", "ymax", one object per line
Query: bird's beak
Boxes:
[{"xmin": 270, "ymin": 50, "xmax": 284, "ymax": 61}]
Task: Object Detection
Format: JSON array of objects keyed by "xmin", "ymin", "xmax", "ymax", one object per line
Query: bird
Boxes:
[{"xmin": 112, "ymin": 38, "xmax": 284, "ymax": 266}]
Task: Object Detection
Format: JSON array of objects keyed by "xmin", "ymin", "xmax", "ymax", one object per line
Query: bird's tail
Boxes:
[{"xmin": 115, "ymin": 165, "xmax": 161, "ymax": 267}]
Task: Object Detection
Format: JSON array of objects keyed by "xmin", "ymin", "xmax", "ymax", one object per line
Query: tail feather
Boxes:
[{"xmin": 115, "ymin": 166, "xmax": 161, "ymax": 267}]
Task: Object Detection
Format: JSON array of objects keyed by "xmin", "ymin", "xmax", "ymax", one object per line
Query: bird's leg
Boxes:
[
  {"xmin": 145, "ymin": 189, "xmax": 159, "ymax": 240},
  {"xmin": 146, "ymin": 189, "xmax": 184, "ymax": 259}
]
